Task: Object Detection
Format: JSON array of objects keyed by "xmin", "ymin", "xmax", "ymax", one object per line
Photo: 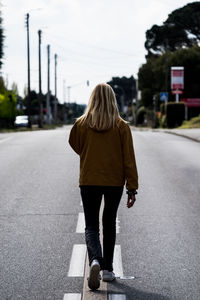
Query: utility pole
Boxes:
[
  {"xmin": 63, "ymin": 80, "xmax": 67, "ymax": 123},
  {"xmin": 165, "ymin": 39, "xmax": 168, "ymax": 100},
  {"xmin": 54, "ymin": 54, "xmax": 58, "ymax": 124},
  {"xmin": 38, "ymin": 30, "xmax": 43, "ymax": 128},
  {"xmin": 46, "ymin": 44, "xmax": 51, "ymax": 125},
  {"xmin": 67, "ymin": 86, "xmax": 71, "ymax": 103},
  {"xmin": 25, "ymin": 13, "xmax": 31, "ymax": 128}
]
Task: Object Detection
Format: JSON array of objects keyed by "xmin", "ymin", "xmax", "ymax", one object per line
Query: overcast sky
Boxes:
[{"xmin": 1, "ymin": 0, "xmax": 196, "ymax": 104}]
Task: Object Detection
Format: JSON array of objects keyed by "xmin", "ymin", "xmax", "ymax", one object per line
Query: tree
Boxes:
[
  {"xmin": 0, "ymin": 9, "xmax": 4, "ymax": 69},
  {"xmin": 145, "ymin": 2, "xmax": 200, "ymax": 57},
  {"xmin": 11, "ymin": 82, "xmax": 19, "ymax": 95},
  {"xmin": 107, "ymin": 76, "xmax": 136, "ymax": 112},
  {"xmin": 138, "ymin": 46, "xmax": 200, "ymax": 108}
]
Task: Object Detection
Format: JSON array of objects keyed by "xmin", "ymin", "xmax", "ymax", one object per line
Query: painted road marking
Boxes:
[
  {"xmin": 68, "ymin": 244, "xmax": 86, "ymax": 277},
  {"xmin": 63, "ymin": 294, "xmax": 81, "ymax": 300},
  {"xmin": 113, "ymin": 245, "xmax": 123, "ymax": 277},
  {"xmin": 116, "ymin": 215, "xmax": 120, "ymax": 234},
  {"xmin": 108, "ymin": 294, "xmax": 126, "ymax": 300},
  {"xmin": 0, "ymin": 137, "xmax": 11, "ymax": 144},
  {"xmin": 76, "ymin": 212, "xmax": 85, "ymax": 233}
]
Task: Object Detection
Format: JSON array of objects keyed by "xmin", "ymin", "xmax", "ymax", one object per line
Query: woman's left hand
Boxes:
[{"xmin": 127, "ymin": 194, "xmax": 136, "ymax": 208}]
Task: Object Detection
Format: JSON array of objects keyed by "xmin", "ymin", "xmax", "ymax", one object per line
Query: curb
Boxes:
[{"xmin": 153, "ymin": 129, "xmax": 200, "ymax": 143}]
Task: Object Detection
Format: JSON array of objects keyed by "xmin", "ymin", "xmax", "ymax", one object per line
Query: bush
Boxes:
[
  {"xmin": 0, "ymin": 91, "xmax": 17, "ymax": 128},
  {"xmin": 136, "ymin": 106, "xmax": 146, "ymax": 125},
  {"xmin": 165, "ymin": 102, "xmax": 185, "ymax": 128}
]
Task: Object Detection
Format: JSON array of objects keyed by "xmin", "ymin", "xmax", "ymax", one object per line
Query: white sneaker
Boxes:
[
  {"xmin": 88, "ymin": 259, "xmax": 101, "ymax": 290},
  {"xmin": 102, "ymin": 270, "xmax": 115, "ymax": 282}
]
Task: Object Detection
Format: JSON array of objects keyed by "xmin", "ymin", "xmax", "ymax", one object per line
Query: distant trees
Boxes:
[{"xmin": 107, "ymin": 76, "xmax": 136, "ymax": 112}]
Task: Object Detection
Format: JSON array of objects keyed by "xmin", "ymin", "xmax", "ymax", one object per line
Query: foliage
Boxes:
[
  {"xmin": 136, "ymin": 106, "xmax": 146, "ymax": 125},
  {"xmin": 0, "ymin": 10, "xmax": 4, "ymax": 69},
  {"xmin": 0, "ymin": 91, "xmax": 17, "ymax": 127},
  {"xmin": 138, "ymin": 46, "xmax": 200, "ymax": 108},
  {"xmin": 107, "ymin": 76, "xmax": 136, "ymax": 111},
  {"xmin": 178, "ymin": 114, "xmax": 200, "ymax": 128},
  {"xmin": 160, "ymin": 102, "xmax": 185, "ymax": 128},
  {"xmin": 145, "ymin": 2, "xmax": 200, "ymax": 56}
]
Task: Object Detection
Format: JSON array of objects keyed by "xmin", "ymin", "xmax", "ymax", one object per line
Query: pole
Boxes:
[
  {"xmin": 165, "ymin": 39, "xmax": 168, "ymax": 98},
  {"xmin": 54, "ymin": 54, "xmax": 57, "ymax": 123},
  {"xmin": 25, "ymin": 13, "xmax": 31, "ymax": 128},
  {"xmin": 38, "ymin": 30, "xmax": 43, "ymax": 128},
  {"xmin": 67, "ymin": 86, "xmax": 71, "ymax": 103},
  {"xmin": 63, "ymin": 80, "xmax": 66, "ymax": 123},
  {"xmin": 46, "ymin": 44, "xmax": 51, "ymax": 125},
  {"xmin": 176, "ymin": 93, "xmax": 179, "ymax": 103}
]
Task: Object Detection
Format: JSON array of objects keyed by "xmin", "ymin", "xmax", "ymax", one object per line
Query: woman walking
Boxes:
[{"xmin": 68, "ymin": 83, "xmax": 138, "ymax": 290}]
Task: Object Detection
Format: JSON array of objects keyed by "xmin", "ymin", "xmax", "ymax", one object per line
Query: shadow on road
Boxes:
[{"xmin": 108, "ymin": 279, "xmax": 171, "ymax": 300}]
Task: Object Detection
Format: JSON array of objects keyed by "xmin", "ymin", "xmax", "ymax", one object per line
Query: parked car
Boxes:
[{"xmin": 14, "ymin": 115, "xmax": 29, "ymax": 127}]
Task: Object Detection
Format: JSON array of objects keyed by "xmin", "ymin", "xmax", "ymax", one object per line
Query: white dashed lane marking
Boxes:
[
  {"xmin": 68, "ymin": 244, "xmax": 87, "ymax": 277},
  {"xmin": 113, "ymin": 245, "xmax": 123, "ymax": 278},
  {"xmin": 108, "ymin": 294, "xmax": 126, "ymax": 300},
  {"xmin": 76, "ymin": 212, "xmax": 85, "ymax": 233},
  {"xmin": 63, "ymin": 294, "xmax": 81, "ymax": 300}
]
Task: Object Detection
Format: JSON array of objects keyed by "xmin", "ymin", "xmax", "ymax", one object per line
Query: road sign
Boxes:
[
  {"xmin": 181, "ymin": 98, "xmax": 200, "ymax": 107},
  {"xmin": 171, "ymin": 66, "xmax": 184, "ymax": 90},
  {"xmin": 171, "ymin": 90, "xmax": 183, "ymax": 95},
  {"xmin": 160, "ymin": 92, "xmax": 168, "ymax": 102}
]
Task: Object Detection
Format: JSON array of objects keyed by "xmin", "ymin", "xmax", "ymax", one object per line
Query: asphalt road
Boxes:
[{"xmin": 0, "ymin": 126, "xmax": 200, "ymax": 300}]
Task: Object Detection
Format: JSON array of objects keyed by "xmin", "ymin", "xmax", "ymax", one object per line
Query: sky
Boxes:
[{"xmin": 1, "ymin": 0, "xmax": 196, "ymax": 104}]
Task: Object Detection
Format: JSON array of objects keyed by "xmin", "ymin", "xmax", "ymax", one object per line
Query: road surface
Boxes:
[{"xmin": 0, "ymin": 126, "xmax": 200, "ymax": 300}]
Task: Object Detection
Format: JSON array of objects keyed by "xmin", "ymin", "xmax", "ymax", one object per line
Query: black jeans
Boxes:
[{"xmin": 80, "ymin": 185, "xmax": 124, "ymax": 271}]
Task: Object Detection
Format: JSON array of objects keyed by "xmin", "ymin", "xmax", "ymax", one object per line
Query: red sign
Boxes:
[
  {"xmin": 172, "ymin": 90, "xmax": 183, "ymax": 95},
  {"xmin": 171, "ymin": 66, "xmax": 184, "ymax": 90},
  {"xmin": 181, "ymin": 98, "xmax": 200, "ymax": 107}
]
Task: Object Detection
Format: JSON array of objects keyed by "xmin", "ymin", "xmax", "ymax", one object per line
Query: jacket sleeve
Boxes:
[
  {"xmin": 121, "ymin": 123, "xmax": 138, "ymax": 191},
  {"xmin": 68, "ymin": 122, "xmax": 81, "ymax": 155}
]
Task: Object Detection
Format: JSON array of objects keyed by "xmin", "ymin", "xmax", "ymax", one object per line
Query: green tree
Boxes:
[
  {"xmin": 145, "ymin": 2, "xmax": 200, "ymax": 57},
  {"xmin": 138, "ymin": 46, "xmax": 200, "ymax": 108},
  {"xmin": 0, "ymin": 10, "xmax": 4, "ymax": 69},
  {"xmin": 107, "ymin": 76, "xmax": 136, "ymax": 112}
]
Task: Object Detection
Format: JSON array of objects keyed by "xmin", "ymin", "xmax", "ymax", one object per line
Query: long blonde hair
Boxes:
[{"xmin": 77, "ymin": 83, "xmax": 122, "ymax": 131}]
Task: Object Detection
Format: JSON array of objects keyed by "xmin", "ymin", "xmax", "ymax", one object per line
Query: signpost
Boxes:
[
  {"xmin": 160, "ymin": 92, "xmax": 168, "ymax": 102},
  {"xmin": 171, "ymin": 66, "xmax": 184, "ymax": 102}
]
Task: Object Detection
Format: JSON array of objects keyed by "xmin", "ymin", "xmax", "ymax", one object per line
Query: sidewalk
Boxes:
[
  {"xmin": 132, "ymin": 127, "xmax": 200, "ymax": 143},
  {"xmin": 152, "ymin": 128, "xmax": 200, "ymax": 143}
]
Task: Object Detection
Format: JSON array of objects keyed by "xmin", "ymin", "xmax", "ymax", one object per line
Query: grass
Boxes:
[{"xmin": 178, "ymin": 115, "xmax": 200, "ymax": 129}]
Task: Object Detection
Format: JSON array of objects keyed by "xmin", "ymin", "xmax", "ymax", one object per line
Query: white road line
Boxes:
[
  {"xmin": 113, "ymin": 245, "xmax": 123, "ymax": 278},
  {"xmin": 108, "ymin": 294, "xmax": 126, "ymax": 300},
  {"xmin": 0, "ymin": 137, "xmax": 11, "ymax": 144},
  {"xmin": 116, "ymin": 216, "xmax": 120, "ymax": 234},
  {"xmin": 68, "ymin": 244, "xmax": 86, "ymax": 277},
  {"xmin": 63, "ymin": 294, "xmax": 81, "ymax": 300},
  {"xmin": 76, "ymin": 212, "xmax": 85, "ymax": 233}
]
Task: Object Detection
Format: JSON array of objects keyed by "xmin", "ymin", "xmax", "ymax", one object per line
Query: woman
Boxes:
[{"xmin": 68, "ymin": 83, "xmax": 138, "ymax": 290}]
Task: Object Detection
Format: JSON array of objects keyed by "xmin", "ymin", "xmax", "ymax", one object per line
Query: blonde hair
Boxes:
[{"xmin": 77, "ymin": 83, "xmax": 122, "ymax": 131}]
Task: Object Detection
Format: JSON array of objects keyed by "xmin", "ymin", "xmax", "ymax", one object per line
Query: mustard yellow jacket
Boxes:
[{"xmin": 68, "ymin": 118, "xmax": 138, "ymax": 191}]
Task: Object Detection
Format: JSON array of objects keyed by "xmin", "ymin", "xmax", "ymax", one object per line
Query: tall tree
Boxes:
[
  {"xmin": 0, "ymin": 9, "xmax": 4, "ymax": 69},
  {"xmin": 145, "ymin": 2, "xmax": 200, "ymax": 57}
]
